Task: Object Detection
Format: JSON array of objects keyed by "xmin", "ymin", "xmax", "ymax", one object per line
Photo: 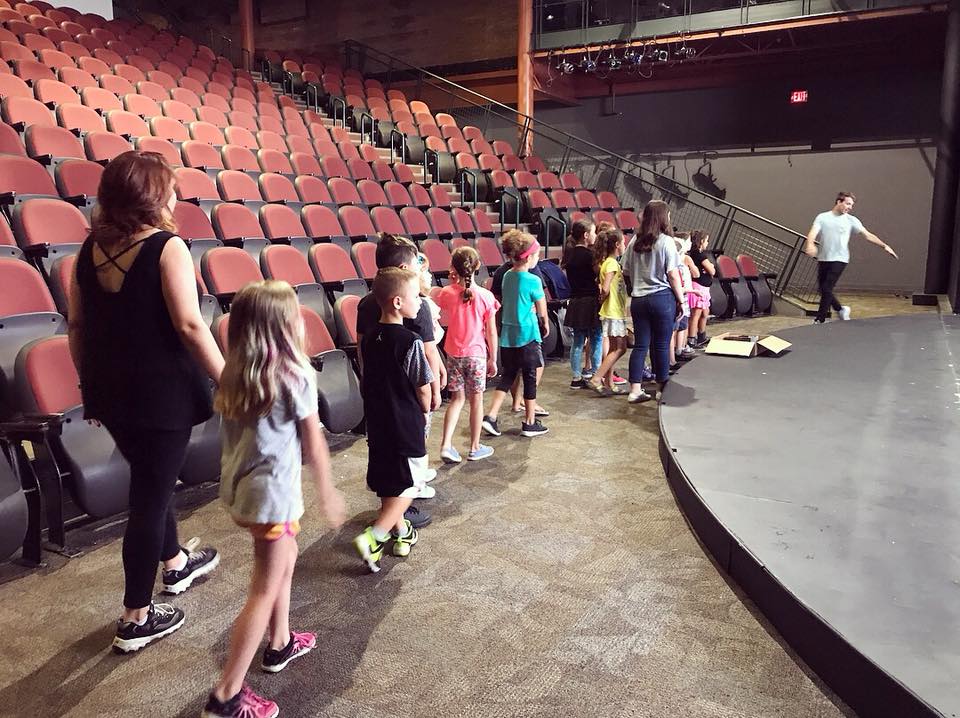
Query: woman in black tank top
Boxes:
[{"xmin": 67, "ymin": 152, "xmax": 225, "ymax": 653}]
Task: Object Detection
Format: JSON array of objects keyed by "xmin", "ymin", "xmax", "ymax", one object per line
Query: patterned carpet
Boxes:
[{"xmin": 0, "ymin": 301, "xmax": 912, "ymax": 718}]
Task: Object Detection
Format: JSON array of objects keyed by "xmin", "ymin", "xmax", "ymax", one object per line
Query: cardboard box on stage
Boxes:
[{"xmin": 704, "ymin": 332, "xmax": 792, "ymax": 358}]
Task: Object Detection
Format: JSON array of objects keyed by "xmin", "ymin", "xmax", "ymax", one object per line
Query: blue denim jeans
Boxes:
[
  {"xmin": 569, "ymin": 326, "xmax": 603, "ymax": 379},
  {"xmin": 629, "ymin": 290, "xmax": 677, "ymax": 384}
]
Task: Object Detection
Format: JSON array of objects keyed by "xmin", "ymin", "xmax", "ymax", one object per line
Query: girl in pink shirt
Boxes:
[{"xmin": 435, "ymin": 247, "xmax": 500, "ymax": 462}]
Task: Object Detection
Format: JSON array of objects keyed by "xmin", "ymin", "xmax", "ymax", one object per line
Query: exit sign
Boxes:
[{"xmin": 790, "ymin": 90, "xmax": 809, "ymax": 104}]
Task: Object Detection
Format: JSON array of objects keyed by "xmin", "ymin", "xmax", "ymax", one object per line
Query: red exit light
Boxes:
[{"xmin": 790, "ymin": 90, "xmax": 809, "ymax": 104}]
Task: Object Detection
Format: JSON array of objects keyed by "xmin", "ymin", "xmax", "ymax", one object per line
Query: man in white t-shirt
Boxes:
[{"xmin": 803, "ymin": 191, "xmax": 898, "ymax": 323}]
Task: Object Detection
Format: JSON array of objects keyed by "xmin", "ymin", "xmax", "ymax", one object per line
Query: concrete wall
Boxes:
[
  {"xmin": 690, "ymin": 146, "xmax": 934, "ymax": 293},
  {"xmin": 63, "ymin": 0, "xmax": 113, "ymax": 18}
]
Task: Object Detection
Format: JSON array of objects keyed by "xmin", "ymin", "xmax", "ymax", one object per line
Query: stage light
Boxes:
[
  {"xmin": 558, "ymin": 59, "xmax": 575, "ymax": 74},
  {"xmin": 581, "ymin": 57, "xmax": 598, "ymax": 72},
  {"xmin": 624, "ymin": 48, "xmax": 642, "ymax": 66},
  {"xmin": 654, "ymin": 49, "xmax": 669, "ymax": 62},
  {"xmin": 606, "ymin": 54, "xmax": 622, "ymax": 70},
  {"xmin": 546, "ymin": 13, "xmax": 554, "ymax": 19},
  {"xmin": 692, "ymin": 161, "xmax": 726, "ymax": 202}
]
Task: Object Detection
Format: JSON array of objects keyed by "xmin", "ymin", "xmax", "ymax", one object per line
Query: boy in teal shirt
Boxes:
[{"xmin": 482, "ymin": 231, "xmax": 550, "ymax": 438}]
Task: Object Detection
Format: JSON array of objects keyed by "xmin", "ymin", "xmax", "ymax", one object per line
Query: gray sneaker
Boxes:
[
  {"xmin": 440, "ymin": 446, "xmax": 462, "ymax": 464},
  {"xmin": 467, "ymin": 444, "xmax": 494, "ymax": 461}
]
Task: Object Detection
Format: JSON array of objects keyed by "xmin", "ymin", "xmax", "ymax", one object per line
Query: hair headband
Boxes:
[{"xmin": 519, "ymin": 241, "xmax": 541, "ymax": 260}]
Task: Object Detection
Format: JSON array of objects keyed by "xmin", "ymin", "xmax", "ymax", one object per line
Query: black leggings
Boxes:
[
  {"xmin": 816, "ymin": 261, "xmax": 846, "ymax": 322},
  {"xmin": 496, "ymin": 342, "xmax": 543, "ymax": 400},
  {"xmin": 106, "ymin": 423, "xmax": 192, "ymax": 609}
]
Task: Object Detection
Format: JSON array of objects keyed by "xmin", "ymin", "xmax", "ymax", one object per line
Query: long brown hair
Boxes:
[
  {"xmin": 89, "ymin": 151, "xmax": 177, "ymax": 247},
  {"xmin": 593, "ymin": 227, "xmax": 623, "ymax": 273},
  {"xmin": 635, "ymin": 200, "xmax": 671, "ymax": 253},
  {"xmin": 690, "ymin": 229, "xmax": 709, "ymax": 252},
  {"xmin": 451, "ymin": 246, "xmax": 481, "ymax": 303}
]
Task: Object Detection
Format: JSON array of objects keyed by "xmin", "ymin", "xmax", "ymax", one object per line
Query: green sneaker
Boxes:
[
  {"xmin": 391, "ymin": 520, "xmax": 419, "ymax": 557},
  {"xmin": 353, "ymin": 528, "xmax": 385, "ymax": 573}
]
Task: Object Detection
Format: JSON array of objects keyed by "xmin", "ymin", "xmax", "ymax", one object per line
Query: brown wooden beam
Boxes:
[
  {"xmin": 518, "ymin": 0, "xmax": 534, "ymax": 153},
  {"xmin": 238, "ymin": 0, "xmax": 255, "ymax": 71}
]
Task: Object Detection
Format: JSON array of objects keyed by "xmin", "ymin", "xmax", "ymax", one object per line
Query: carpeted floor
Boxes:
[{"xmin": 1, "ymin": 294, "xmax": 925, "ymax": 718}]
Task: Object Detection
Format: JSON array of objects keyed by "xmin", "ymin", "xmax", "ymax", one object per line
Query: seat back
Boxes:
[
  {"xmin": 260, "ymin": 243, "xmax": 314, "ymax": 285},
  {"xmin": 211, "ymin": 202, "xmax": 265, "ymax": 242},
  {"xmin": 309, "ymin": 242, "xmax": 358, "ymax": 283},
  {"xmin": 54, "ymin": 158, "xmax": 103, "ymax": 199},
  {"xmin": 201, "ymin": 245, "xmax": 263, "ymax": 296},
  {"xmin": 217, "ymin": 169, "xmax": 261, "ymax": 202},
  {"xmin": 13, "ymin": 198, "xmax": 88, "ymax": 248}
]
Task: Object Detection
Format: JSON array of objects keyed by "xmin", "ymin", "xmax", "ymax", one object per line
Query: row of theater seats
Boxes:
[
  {"xmin": 712, "ymin": 253, "xmax": 776, "ymax": 317},
  {"xmin": 0, "ymin": 255, "xmax": 222, "ymax": 566},
  {"xmin": 0, "ymin": 6, "xmax": 284, "ymax": 563}
]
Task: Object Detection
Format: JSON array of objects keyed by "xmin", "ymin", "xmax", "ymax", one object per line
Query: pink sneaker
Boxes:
[
  {"xmin": 201, "ymin": 684, "xmax": 278, "ymax": 718},
  {"xmin": 261, "ymin": 630, "xmax": 316, "ymax": 673},
  {"xmin": 612, "ymin": 372, "xmax": 627, "ymax": 386}
]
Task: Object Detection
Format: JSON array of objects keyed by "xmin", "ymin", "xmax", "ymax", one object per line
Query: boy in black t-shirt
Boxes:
[
  {"xmin": 353, "ymin": 267, "xmax": 434, "ymax": 573},
  {"xmin": 356, "ymin": 234, "xmax": 444, "ymax": 525}
]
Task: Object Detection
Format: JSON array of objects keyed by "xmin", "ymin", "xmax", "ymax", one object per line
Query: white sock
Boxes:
[
  {"xmin": 371, "ymin": 526, "xmax": 390, "ymax": 542},
  {"xmin": 166, "ymin": 550, "xmax": 187, "ymax": 572}
]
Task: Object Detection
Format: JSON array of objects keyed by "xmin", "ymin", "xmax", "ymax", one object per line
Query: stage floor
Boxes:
[{"xmin": 660, "ymin": 314, "xmax": 960, "ymax": 718}]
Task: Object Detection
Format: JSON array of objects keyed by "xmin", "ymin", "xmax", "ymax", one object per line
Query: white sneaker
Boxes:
[
  {"xmin": 424, "ymin": 468, "xmax": 437, "ymax": 482},
  {"xmin": 414, "ymin": 484, "xmax": 436, "ymax": 499},
  {"xmin": 839, "ymin": 305, "xmax": 851, "ymax": 321}
]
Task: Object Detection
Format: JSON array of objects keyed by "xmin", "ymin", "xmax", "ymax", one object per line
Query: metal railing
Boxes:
[{"xmin": 343, "ymin": 40, "xmax": 819, "ymax": 304}]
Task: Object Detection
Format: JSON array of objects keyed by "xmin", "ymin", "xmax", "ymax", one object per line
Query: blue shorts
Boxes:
[{"xmin": 675, "ymin": 316, "xmax": 689, "ymax": 331}]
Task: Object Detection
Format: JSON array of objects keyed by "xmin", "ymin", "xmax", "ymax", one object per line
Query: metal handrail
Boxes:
[
  {"xmin": 389, "ymin": 129, "xmax": 407, "ymax": 164},
  {"xmin": 424, "ymin": 148, "xmax": 441, "ymax": 185},
  {"xmin": 343, "ymin": 39, "xmax": 807, "ymax": 242},
  {"xmin": 330, "ymin": 96, "xmax": 348, "ymax": 129},
  {"xmin": 358, "ymin": 111, "xmax": 376, "ymax": 145}
]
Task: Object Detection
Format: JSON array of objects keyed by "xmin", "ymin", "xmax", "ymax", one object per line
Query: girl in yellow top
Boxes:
[{"xmin": 588, "ymin": 227, "xmax": 629, "ymax": 396}]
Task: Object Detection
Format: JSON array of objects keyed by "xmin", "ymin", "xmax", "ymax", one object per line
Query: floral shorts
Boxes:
[{"xmin": 446, "ymin": 355, "xmax": 487, "ymax": 394}]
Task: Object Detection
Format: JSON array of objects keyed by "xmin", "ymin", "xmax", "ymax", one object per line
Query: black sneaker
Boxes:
[
  {"xmin": 570, "ymin": 379, "xmax": 586, "ymax": 389},
  {"xmin": 521, "ymin": 420, "xmax": 549, "ymax": 437},
  {"xmin": 162, "ymin": 540, "xmax": 220, "ymax": 595},
  {"xmin": 404, "ymin": 503, "xmax": 432, "ymax": 528},
  {"xmin": 481, "ymin": 415, "xmax": 501, "ymax": 437},
  {"xmin": 261, "ymin": 630, "xmax": 316, "ymax": 673},
  {"xmin": 112, "ymin": 602, "xmax": 185, "ymax": 653}
]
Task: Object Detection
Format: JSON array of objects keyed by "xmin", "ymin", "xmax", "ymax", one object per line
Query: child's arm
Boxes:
[
  {"xmin": 685, "ymin": 255, "xmax": 700, "ymax": 278},
  {"xmin": 416, "ymin": 382, "xmax": 432, "ymax": 414},
  {"xmin": 485, "ymin": 312, "xmax": 498, "ymax": 376},
  {"xmin": 598, "ymin": 267, "xmax": 615, "ymax": 301},
  {"xmin": 535, "ymin": 296, "xmax": 550, "ymax": 337},
  {"xmin": 422, "ymin": 340, "xmax": 444, "ymax": 411},
  {"xmin": 298, "ymin": 412, "xmax": 346, "ymax": 527}
]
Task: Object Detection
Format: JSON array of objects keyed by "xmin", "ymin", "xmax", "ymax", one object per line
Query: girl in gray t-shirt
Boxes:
[{"xmin": 203, "ymin": 281, "xmax": 345, "ymax": 718}]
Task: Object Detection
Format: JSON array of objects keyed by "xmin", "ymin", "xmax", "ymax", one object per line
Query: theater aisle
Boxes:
[{"xmin": 0, "ymin": 311, "xmax": 868, "ymax": 718}]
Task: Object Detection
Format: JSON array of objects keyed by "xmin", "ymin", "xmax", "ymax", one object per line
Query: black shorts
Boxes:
[
  {"xmin": 366, "ymin": 447, "xmax": 426, "ymax": 498},
  {"xmin": 496, "ymin": 341, "xmax": 543, "ymax": 399}
]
